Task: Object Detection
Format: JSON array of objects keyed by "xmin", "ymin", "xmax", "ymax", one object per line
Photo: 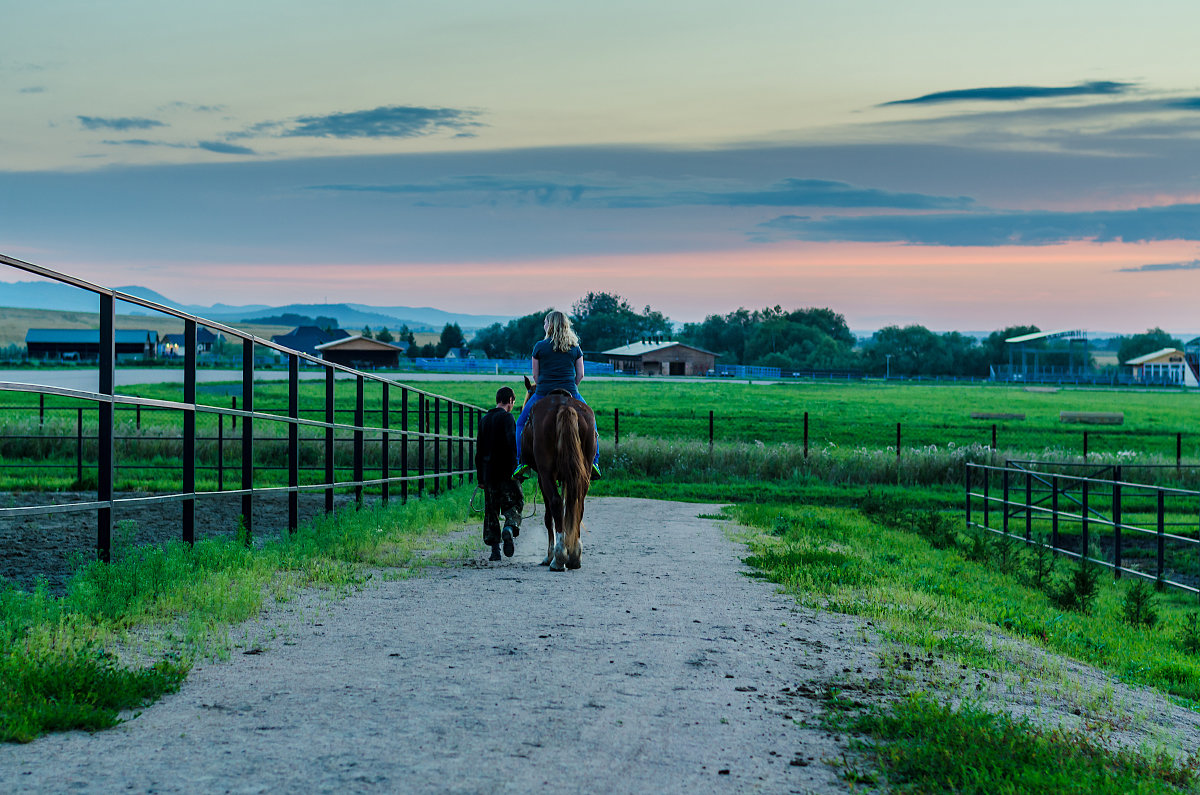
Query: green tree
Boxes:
[
  {"xmin": 982, "ymin": 325, "xmax": 1040, "ymax": 366},
  {"xmin": 570, "ymin": 292, "xmax": 671, "ymax": 354},
  {"xmin": 436, "ymin": 322, "xmax": 466, "ymax": 357},
  {"xmin": 1118, "ymin": 328, "xmax": 1182, "ymax": 364},
  {"xmin": 375, "ymin": 327, "xmax": 394, "ymax": 343},
  {"xmin": 361, "ymin": 325, "xmax": 373, "ymax": 340}
]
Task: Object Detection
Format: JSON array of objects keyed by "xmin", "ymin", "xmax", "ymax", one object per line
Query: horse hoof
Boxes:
[
  {"xmin": 566, "ymin": 559, "xmax": 581, "ymax": 570},
  {"xmin": 549, "ymin": 561, "xmax": 566, "ymax": 572},
  {"xmin": 539, "ymin": 558, "xmax": 551, "ymax": 566}
]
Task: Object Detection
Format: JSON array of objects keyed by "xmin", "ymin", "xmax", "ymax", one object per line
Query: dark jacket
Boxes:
[{"xmin": 475, "ymin": 407, "xmax": 518, "ymax": 485}]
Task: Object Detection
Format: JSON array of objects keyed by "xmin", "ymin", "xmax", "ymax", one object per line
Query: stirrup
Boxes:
[
  {"xmin": 591, "ymin": 463, "xmax": 603, "ymax": 480},
  {"xmin": 513, "ymin": 463, "xmax": 532, "ymax": 481}
]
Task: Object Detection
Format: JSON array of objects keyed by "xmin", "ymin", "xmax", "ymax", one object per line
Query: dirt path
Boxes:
[{"xmin": 0, "ymin": 497, "xmax": 880, "ymax": 794}]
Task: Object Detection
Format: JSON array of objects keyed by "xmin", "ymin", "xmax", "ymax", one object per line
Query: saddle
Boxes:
[{"xmin": 546, "ymin": 388, "xmax": 574, "ymax": 398}]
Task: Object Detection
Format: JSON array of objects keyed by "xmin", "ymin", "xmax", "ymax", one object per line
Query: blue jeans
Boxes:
[{"xmin": 515, "ymin": 389, "xmax": 600, "ymax": 467}]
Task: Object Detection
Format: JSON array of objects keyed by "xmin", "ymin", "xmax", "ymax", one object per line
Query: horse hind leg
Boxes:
[{"xmin": 540, "ymin": 510, "xmax": 554, "ymax": 567}]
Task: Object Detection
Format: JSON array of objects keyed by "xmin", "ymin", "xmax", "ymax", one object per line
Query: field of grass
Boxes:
[{"xmin": 0, "ymin": 305, "xmax": 293, "ymax": 350}]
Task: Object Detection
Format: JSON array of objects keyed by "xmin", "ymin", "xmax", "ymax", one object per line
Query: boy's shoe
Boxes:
[
  {"xmin": 501, "ymin": 526, "xmax": 515, "ymax": 558},
  {"xmin": 512, "ymin": 463, "xmax": 532, "ymax": 481},
  {"xmin": 488, "ymin": 544, "xmax": 502, "ymax": 562},
  {"xmin": 504, "ymin": 522, "xmax": 519, "ymax": 539},
  {"xmin": 591, "ymin": 463, "xmax": 603, "ymax": 480}
]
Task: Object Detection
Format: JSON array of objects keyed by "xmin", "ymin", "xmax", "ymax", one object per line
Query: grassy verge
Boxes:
[
  {"xmin": 831, "ymin": 693, "xmax": 1197, "ymax": 794},
  {"xmin": 1, "ymin": 489, "xmax": 473, "ymax": 743},
  {"xmin": 733, "ymin": 496, "xmax": 1200, "ymax": 790}
]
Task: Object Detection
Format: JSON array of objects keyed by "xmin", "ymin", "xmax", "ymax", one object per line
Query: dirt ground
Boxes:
[
  {"xmin": 0, "ymin": 490, "xmax": 363, "ymax": 592},
  {"xmin": 0, "ymin": 497, "xmax": 883, "ymax": 794}
]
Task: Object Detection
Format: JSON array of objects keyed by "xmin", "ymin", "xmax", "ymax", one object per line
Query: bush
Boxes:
[{"xmin": 1121, "ymin": 580, "xmax": 1159, "ymax": 629}]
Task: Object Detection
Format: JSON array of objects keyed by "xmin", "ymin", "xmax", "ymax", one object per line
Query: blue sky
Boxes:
[{"xmin": 3, "ymin": 1, "xmax": 1200, "ymax": 331}]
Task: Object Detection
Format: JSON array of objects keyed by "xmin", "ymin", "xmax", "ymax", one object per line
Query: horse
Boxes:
[{"xmin": 520, "ymin": 375, "xmax": 596, "ymax": 571}]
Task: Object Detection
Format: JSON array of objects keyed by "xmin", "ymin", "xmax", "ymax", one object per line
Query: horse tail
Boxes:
[{"xmin": 557, "ymin": 404, "xmax": 589, "ymax": 539}]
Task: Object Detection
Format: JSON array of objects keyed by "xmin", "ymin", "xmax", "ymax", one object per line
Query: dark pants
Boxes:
[{"xmin": 483, "ymin": 479, "xmax": 524, "ymax": 546}]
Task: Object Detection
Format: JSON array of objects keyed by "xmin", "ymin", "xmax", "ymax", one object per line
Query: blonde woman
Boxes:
[{"xmin": 513, "ymin": 311, "xmax": 601, "ymax": 479}]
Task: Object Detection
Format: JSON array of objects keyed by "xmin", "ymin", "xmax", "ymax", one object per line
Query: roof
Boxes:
[
  {"xmin": 160, "ymin": 328, "xmax": 222, "ymax": 346},
  {"xmin": 26, "ymin": 328, "xmax": 156, "ymax": 344},
  {"xmin": 315, "ymin": 334, "xmax": 407, "ymax": 352},
  {"xmin": 601, "ymin": 340, "xmax": 716, "ymax": 357},
  {"xmin": 271, "ymin": 326, "xmax": 350, "ymax": 353},
  {"xmin": 1126, "ymin": 347, "xmax": 1184, "ymax": 365},
  {"xmin": 1004, "ymin": 329, "xmax": 1087, "ymax": 344}
]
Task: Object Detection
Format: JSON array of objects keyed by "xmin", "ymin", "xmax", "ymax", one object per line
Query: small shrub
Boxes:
[
  {"xmin": 912, "ymin": 510, "xmax": 956, "ymax": 550},
  {"xmin": 1021, "ymin": 534, "xmax": 1057, "ymax": 591},
  {"xmin": 235, "ymin": 515, "xmax": 252, "ymax": 548},
  {"xmin": 1120, "ymin": 580, "xmax": 1159, "ymax": 629},
  {"xmin": 1179, "ymin": 612, "xmax": 1200, "ymax": 655},
  {"xmin": 1051, "ymin": 558, "xmax": 1101, "ymax": 614}
]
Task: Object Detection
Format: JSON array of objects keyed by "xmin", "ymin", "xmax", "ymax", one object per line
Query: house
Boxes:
[
  {"xmin": 315, "ymin": 335, "xmax": 407, "ymax": 369},
  {"xmin": 601, "ymin": 339, "xmax": 716, "ymax": 376},
  {"xmin": 270, "ymin": 326, "xmax": 351, "ymax": 358},
  {"xmin": 158, "ymin": 327, "xmax": 226, "ymax": 357},
  {"xmin": 25, "ymin": 328, "xmax": 157, "ymax": 361},
  {"xmin": 444, "ymin": 347, "xmax": 487, "ymax": 360},
  {"xmin": 1126, "ymin": 348, "xmax": 1199, "ymax": 387}
]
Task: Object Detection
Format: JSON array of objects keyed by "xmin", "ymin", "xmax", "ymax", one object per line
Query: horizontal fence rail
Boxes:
[
  {"xmin": 965, "ymin": 461, "xmax": 1200, "ymax": 597},
  {"xmin": 0, "ymin": 254, "xmax": 485, "ymax": 565}
]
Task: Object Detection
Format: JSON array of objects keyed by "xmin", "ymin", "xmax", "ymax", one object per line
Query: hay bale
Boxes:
[
  {"xmin": 1024, "ymin": 386, "xmax": 1060, "ymax": 393},
  {"xmin": 1059, "ymin": 411, "xmax": 1124, "ymax": 425},
  {"xmin": 970, "ymin": 412, "xmax": 1026, "ymax": 420}
]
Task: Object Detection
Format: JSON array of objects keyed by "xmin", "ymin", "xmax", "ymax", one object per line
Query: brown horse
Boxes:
[{"xmin": 521, "ymin": 375, "xmax": 596, "ymax": 571}]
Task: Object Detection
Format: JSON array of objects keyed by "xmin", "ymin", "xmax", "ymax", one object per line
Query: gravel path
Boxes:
[{"xmin": 1, "ymin": 497, "xmax": 879, "ymax": 794}]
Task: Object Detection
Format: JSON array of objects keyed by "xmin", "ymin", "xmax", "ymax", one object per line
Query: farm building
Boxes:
[
  {"xmin": 25, "ymin": 328, "xmax": 157, "ymax": 361},
  {"xmin": 158, "ymin": 327, "xmax": 226, "ymax": 357},
  {"xmin": 315, "ymin": 335, "xmax": 407, "ymax": 369},
  {"xmin": 601, "ymin": 340, "xmax": 716, "ymax": 376},
  {"xmin": 271, "ymin": 326, "xmax": 351, "ymax": 357},
  {"xmin": 444, "ymin": 347, "xmax": 486, "ymax": 359},
  {"xmin": 1126, "ymin": 348, "xmax": 1200, "ymax": 387}
]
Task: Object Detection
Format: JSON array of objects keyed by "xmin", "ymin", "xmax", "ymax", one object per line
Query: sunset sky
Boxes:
[{"xmin": 4, "ymin": 1, "xmax": 1200, "ymax": 332}]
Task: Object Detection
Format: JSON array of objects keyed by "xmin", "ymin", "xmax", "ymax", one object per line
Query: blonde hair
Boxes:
[{"xmin": 544, "ymin": 311, "xmax": 580, "ymax": 352}]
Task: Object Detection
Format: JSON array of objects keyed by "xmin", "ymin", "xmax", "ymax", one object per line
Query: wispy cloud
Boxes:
[
  {"xmin": 881, "ymin": 80, "xmax": 1133, "ymax": 106},
  {"xmin": 160, "ymin": 101, "xmax": 226, "ymax": 113},
  {"xmin": 101, "ymin": 139, "xmax": 182, "ymax": 148},
  {"xmin": 281, "ymin": 105, "xmax": 482, "ymax": 139},
  {"xmin": 311, "ymin": 176, "xmax": 592, "ymax": 204},
  {"xmin": 19, "ymin": 86, "xmax": 45, "ymax": 94},
  {"xmin": 1118, "ymin": 258, "xmax": 1200, "ymax": 272},
  {"xmin": 78, "ymin": 115, "xmax": 166, "ymax": 131},
  {"xmin": 759, "ymin": 203, "xmax": 1200, "ymax": 246},
  {"xmin": 197, "ymin": 140, "xmax": 255, "ymax": 155},
  {"xmin": 1169, "ymin": 97, "xmax": 1200, "ymax": 110},
  {"xmin": 609, "ymin": 178, "xmax": 974, "ymax": 210}
]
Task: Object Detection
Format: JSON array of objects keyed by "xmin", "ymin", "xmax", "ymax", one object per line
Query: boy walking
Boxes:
[{"xmin": 475, "ymin": 386, "xmax": 524, "ymax": 561}]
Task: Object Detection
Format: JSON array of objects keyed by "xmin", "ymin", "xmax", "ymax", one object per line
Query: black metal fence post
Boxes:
[
  {"xmin": 1112, "ymin": 465, "xmax": 1122, "ymax": 577},
  {"xmin": 418, "ymin": 394, "xmax": 426, "ymax": 498},
  {"xmin": 76, "ymin": 407, "xmax": 83, "ymax": 487},
  {"xmin": 1157, "ymin": 488, "xmax": 1166, "ymax": 589},
  {"xmin": 324, "ymin": 367, "xmax": 334, "ymax": 514},
  {"xmin": 1178, "ymin": 432, "xmax": 1183, "ymax": 470},
  {"xmin": 39, "ymin": 393, "xmax": 44, "ymax": 426},
  {"xmin": 183, "ymin": 319, "xmax": 196, "ymax": 544},
  {"xmin": 1051, "ymin": 475, "xmax": 1059, "ymax": 550},
  {"xmin": 965, "ymin": 464, "xmax": 972, "ymax": 525},
  {"xmin": 614, "ymin": 408, "xmax": 620, "ymax": 448},
  {"xmin": 991, "ymin": 423, "xmax": 997, "ymax": 449},
  {"xmin": 468, "ymin": 406, "xmax": 476, "ymax": 485},
  {"xmin": 382, "ymin": 382, "xmax": 390, "ymax": 504},
  {"xmin": 287, "ymin": 354, "xmax": 299, "ymax": 531},
  {"xmin": 241, "ymin": 338, "xmax": 254, "ymax": 542},
  {"xmin": 1002, "ymin": 467, "xmax": 1010, "ymax": 535},
  {"xmin": 433, "ymin": 397, "xmax": 442, "ymax": 496},
  {"xmin": 896, "ymin": 422, "xmax": 901, "ymax": 465},
  {"xmin": 97, "ymin": 293, "xmax": 114, "ymax": 563},
  {"xmin": 1024, "ymin": 472, "xmax": 1032, "ymax": 541},
  {"xmin": 1083, "ymin": 430, "xmax": 1089, "ymax": 459},
  {"xmin": 983, "ymin": 465, "xmax": 990, "ymax": 529},
  {"xmin": 1081, "ymin": 479, "xmax": 1089, "ymax": 560},
  {"xmin": 803, "ymin": 411, "xmax": 809, "ymax": 459},
  {"xmin": 457, "ymin": 403, "xmax": 464, "ymax": 485},
  {"xmin": 708, "ymin": 410, "xmax": 714, "ymax": 452},
  {"xmin": 354, "ymin": 375, "xmax": 364, "ymax": 507},
  {"xmin": 444, "ymin": 400, "xmax": 452, "ymax": 492},
  {"xmin": 218, "ymin": 413, "xmax": 224, "ymax": 492},
  {"xmin": 401, "ymin": 388, "xmax": 410, "ymax": 503}
]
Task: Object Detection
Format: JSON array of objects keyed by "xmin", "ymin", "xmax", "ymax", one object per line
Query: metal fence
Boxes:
[
  {"xmin": 0, "ymin": 254, "xmax": 483, "ymax": 563},
  {"xmin": 965, "ymin": 460, "xmax": 1200, "ymax": 596}
]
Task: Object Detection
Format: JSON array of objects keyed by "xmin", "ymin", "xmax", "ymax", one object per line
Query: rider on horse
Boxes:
[{"xmin": 513, "ymin": 311, "xmax": 601, "ymax": 481}]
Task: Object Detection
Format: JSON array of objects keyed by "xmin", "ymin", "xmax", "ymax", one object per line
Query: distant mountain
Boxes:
[{"xmin": 0, "ymin": 281, "xmax": 514, "ymax": 332}]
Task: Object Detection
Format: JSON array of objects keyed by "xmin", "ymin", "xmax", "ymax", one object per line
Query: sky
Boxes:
[{"xmin": 3, "ymin": 0, "xmax": 1200, "ymax": 333}]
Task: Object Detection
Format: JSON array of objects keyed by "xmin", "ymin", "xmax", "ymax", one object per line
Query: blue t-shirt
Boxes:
[{"xmin": 533, "ymin": 339, "xmax": 582, "ymax": 396}]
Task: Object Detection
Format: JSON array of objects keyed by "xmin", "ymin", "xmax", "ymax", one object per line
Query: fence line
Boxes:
[
  {"xmin": 0, "ymin": 254, "xmax": 484, "ymax": 562},
  {"xmin": 965, "ymin": 461, "xmax": 1200, "ymax": 597}
]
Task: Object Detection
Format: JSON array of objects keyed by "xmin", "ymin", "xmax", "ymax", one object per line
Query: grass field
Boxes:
[{"xmin": 0, "ymin": 306, "xmax": 294, "ymax": 350}]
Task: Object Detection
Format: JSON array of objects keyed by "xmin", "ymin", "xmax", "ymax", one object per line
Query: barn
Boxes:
[
  {"xmin": 315, "ymin": 335, "xmax": 407, "ymax": 369},
  {"xmin": 271, "ymin": 326, "xmax": 351, "ymax": 357},
  {"xmin": 25, "ymin": 328, "xmax": 157, "ymax": 361},
  {"xmin": 602, "ymin": 340, "xmax": 716, "ymax": 376},
  {"xmin": 1126, "ymin": 347, "xmax": 1200, "ymax": 387},
  {"xmin": 159, "ymin": 327, "xmax": 226, "ymax": 357}
]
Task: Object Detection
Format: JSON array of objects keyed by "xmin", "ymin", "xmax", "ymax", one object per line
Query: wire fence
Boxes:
[
  {"xmin": 965, "ymin": 461, "xmax": 1200, "ymax": 596},
  {"xmin": 0, "ymin": 254, "xmax": 484, "ymax": 564}
]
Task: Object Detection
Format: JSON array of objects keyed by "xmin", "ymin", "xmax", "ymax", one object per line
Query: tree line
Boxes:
[{"xmin": 460, "ymin": 291, "xmax": 1188, "ymax": 377}]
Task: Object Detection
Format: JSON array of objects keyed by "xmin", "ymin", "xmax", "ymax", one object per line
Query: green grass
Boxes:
[
  {"xmin": 1, "ymin": 488, "xmax": 475, "ymax": 742},
  {"xmin": 841, "ymin": 693, "xmax": 1198, "ymax": 794},
  {"xmin": 734, "ymin": 501, "xmax": 1200, "ymax": 705}
]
